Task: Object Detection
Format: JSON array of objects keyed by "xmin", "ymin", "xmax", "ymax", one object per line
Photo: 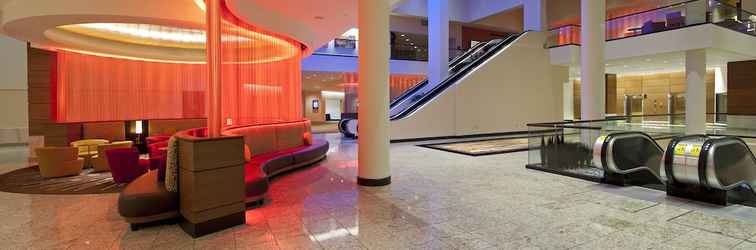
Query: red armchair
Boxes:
[
  {"xmin": 148, "ymin": 140, "xmax": 168, "ymax": 159},
  {"xmin": 106, "ymin": 148, "xmax": 149, "ymax": 183},
  {"xmin": 146, "ymin": 135, "xmax": 171, "ymax": 145}
]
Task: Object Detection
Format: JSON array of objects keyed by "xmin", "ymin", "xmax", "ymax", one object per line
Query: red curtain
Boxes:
[
  {"xmin": 55, "ymin": 7, "xmax": 304, "ymax": 125},
  {"xmin": 220, "ymin": 6, "xmax": 303, "ymax": 126},
  {"xmin": 56, "ymin": 51, "xmax": 207, "ymax": 122}
]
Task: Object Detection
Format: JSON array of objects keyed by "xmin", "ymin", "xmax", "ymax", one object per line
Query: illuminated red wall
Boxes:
[
  {"xmin": 340, "ymin": 72, "xmax": 425, "ymax": 100},
  {"xmin": 55, "ymin": 51, "xmax": 207, "ymax": 122},
  {"xmin": 55, "ymin": 8, "xmax": 304, "ymax": 125}
]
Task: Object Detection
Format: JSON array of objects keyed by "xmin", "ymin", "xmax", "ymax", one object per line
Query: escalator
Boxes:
[
  {"xmin": 596, "ymin": 132, "xmax": 756, "ymax": 205},
  {"xmin": 594, "ymin": 132, "xmax": 671, "ymax": 186},
  {"xmin": 668, "ymin": 136, "xmax": 756, "ymax": 193},
  {"xmin": 389, "ymin": 32, "xmax": 523, "ymax": 121},
  {"xmin": 388, "ymin": 40, "xmax": 487, "ymax": 107},
  {"xmin": 339, "ymin": 32, "xmax": 524, "ymax": 137}
]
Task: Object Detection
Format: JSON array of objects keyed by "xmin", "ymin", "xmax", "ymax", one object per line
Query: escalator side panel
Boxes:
[{"xmin": 390, "ymin": 32, "xmax": 524, "ymax": 121}]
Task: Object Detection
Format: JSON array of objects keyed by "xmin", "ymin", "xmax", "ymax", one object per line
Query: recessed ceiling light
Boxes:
[{"xmin": 645, "ymin": 58, "xmax": 652, "ymax": 62}]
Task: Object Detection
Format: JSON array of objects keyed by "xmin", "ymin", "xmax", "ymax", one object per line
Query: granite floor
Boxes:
[{"xmin": 2, "ymin": 133, "xmax": 756, "ymax": 249}]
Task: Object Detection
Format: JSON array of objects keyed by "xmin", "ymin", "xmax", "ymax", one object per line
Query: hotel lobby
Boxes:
[{"xmin": 3, "ymin": 0, "xmax": 756, "ymax": 249}]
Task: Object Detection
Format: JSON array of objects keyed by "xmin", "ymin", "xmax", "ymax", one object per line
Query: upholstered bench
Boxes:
[
  {"xmin": 244, "ymin": 140, "xmax": 329, "ymax": 204},
  {"xmin": 118, "ymin": 171, "xmax": 179, "ymax": 230},
  {"xmin": 118, "ymin": 120, "xmax": 329, "ymax": 229}
]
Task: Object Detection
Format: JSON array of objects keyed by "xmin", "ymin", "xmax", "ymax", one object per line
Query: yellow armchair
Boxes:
[
  {"xmin": 92, "ymin": 141, "xmax": 134, "ymax": 172},
  {"xmin": 70, "ymin": 139, "xmax": 110, "ymax": 155},
  {"xmin": 70, "ymin": 139, "xmax": 109, "ymax": 166},
  {"xmin": 36, "ymin": 147, "xmax": 84, "ymax": 178}
]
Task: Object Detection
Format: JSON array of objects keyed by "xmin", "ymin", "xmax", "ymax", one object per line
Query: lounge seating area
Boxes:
[
  {"xmin": 222, "ymin": 120, "xmax": 329, "ymax": 204},
  {"xmin": 35, "ymin": 147, "xmax": 85, "ymax": 178},
  {"xmin": 116, "ymin": 120, "xmax": 329, "ymax": 230}
]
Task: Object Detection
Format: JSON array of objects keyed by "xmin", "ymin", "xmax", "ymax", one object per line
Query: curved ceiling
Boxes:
[{"xmin": 0, "ymin": 0, "xmax": 401, "ymax": 61}]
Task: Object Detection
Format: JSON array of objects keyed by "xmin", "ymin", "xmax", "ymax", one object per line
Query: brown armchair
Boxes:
[
  {"xmin": 36, "ymin": 147, "xmax": 84, "ymax": 178},
  {"xmin": 92, "ymin": 141, "xmax": 134, "ymax": 172}
]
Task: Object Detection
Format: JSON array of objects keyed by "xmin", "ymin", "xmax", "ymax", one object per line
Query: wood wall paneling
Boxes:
[
  {"xmin": 27, "ymin": 47, "xmax": 80, "ymax": 147},
  {"xmin": 576, "ymin": 71, "xmax": 716, "ymax": 119},
  {"xmin": 727, "ymin": 60, "xmax": 756, "ymax": 115}
]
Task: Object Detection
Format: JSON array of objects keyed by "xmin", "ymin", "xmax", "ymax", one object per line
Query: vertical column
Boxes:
[
  {"xmin": 580, "ymin": 0, "xmax": 606, "ymax": 120},
  {"xmin": 357, "ymin": 0, "xmax": 391, "ymax": 186},
  {"xmin": 428, "ymin": 0, "xmax": 449, "ymax": 85},
  {"xmin": 206, "ymin": 0, "xmax": 223, "ymax": 137},
  {"xmin": 524, "ymin": 0, "xmax": 548, "ymax": 31},
  {"xmin": 685, "ymin": 49, "xmax": 707, "ymax": 134}
]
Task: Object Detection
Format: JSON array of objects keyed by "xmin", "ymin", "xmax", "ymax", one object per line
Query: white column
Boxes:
[
  {"xmin": 580, "ymin": 0, "xmax": 606, "ymax": 120},
  {"xmin": 357, "ymin": 0, "xmax": 391, "ymax": 186},
  {"xmin": 428, "ymin": 0, "xmax": 449, "ymax": 85},
  {"xmin": 685, "ymin": 49, "xmax": 707, "ymax": 134},
  {"xmin": 524, "ymin": 0, "xmax": 548, "ymax": 31}
]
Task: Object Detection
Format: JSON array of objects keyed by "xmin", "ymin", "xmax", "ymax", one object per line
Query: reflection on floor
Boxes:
[
  {"xmin": 311, "ymin": 121, "xmax": 339, "ymax": 134},
  {"xmin": 1, "ymin": 134, "xmax": 756, "ymax": 249}
]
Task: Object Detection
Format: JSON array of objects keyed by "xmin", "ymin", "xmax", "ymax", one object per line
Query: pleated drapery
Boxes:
[
  {"xmin": 56, "ymin": 51, "xmax": 207, "ymax": 122},
  {"xmin": 219, "ymin": 7, "xmax": 303, "ymax": 126},
  {"xmin": 54, "ymin": 7, "xmax": 304, "ymax": 125}
]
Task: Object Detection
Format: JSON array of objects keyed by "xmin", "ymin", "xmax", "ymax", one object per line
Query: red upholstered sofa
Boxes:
[
  {"xmin": 117, "ymin": 121, "xmax": 328, "ymax": 229},
  {"xmin": 222, "ymin": 120, "xmax": 329, "ymax": 204}
]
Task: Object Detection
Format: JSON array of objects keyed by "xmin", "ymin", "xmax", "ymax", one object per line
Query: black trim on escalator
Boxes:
[
  {"xmin": 390, "ymin": 32, "xmax": 525, "ymax": 121},
  {"xmin": 389, "ymin": 41, "xmax": 488, "ymax": 109}
]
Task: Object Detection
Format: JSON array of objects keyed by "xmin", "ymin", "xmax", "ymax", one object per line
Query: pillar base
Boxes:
[
  {"xmin": 357, "ymin": 176, "xmax": 391, "ymax": 186},
  {"xmin": 180, "ymin": 211, "xmax": 245, "ymax": 238}
]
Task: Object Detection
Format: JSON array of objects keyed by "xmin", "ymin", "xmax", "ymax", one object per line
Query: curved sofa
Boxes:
[
  {"xmin": 117, "ymin": 120, "xmax": 328, "ymax": 229},
  {"xmin": 222, "ymin": 120, "xmax": 329, "ymax": 204}
]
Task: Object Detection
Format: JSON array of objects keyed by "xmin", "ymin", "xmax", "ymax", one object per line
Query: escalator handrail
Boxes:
[
  {"xmin": 600, "ymin": 131, "xmax": 666, "ymax": 183},
  {"xmin": 701, "ymin": 136, "xmax": 756, "ymax": 191},
  {"xmin": 389, "ymin": 41, "xmax": 489, "ymax": 109},
  {"xmin": 390, "ymin": 32, "xmax": 525, "ymax": 121}
]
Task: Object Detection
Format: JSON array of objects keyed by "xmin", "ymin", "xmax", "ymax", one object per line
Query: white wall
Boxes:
[
  {"xmin": 0, "ymin": 34, "xmax": 28, "ymax": 145},
  {"xmin": 391, "ymin": 32, "xmax": 567, "ymax": 140}
]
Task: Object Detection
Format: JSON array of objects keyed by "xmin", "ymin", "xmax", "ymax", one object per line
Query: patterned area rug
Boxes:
[
  {"xmin": 0, "ymin": 166, "xmax": 124, "ymax": 194},
  {"xmin": 420, "ymin": 137, "xmax": 533, "ymax": 156}
]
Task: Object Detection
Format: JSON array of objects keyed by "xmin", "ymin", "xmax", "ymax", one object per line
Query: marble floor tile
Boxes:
[
  {"xmin": 671, "ymin": 210, "xmax": 756, "ymax": 240},
  {"xmin": 662, "ymin": 229, "xmax": 744, "ymax": 250},
  {"xmin": 2, "ymin": 134, "xmax": 756, "ymax": 249}
]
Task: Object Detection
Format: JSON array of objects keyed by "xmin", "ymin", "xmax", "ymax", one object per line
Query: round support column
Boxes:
[
  {"xmin": 685, "ymin": 49, "xmax": 707, "ymax": 134},
  {"xmin": 580, "ymin": 0, "xmax": 606, "ymax": 120},
  {"xmin": 206, "ymin": 0, "xmax": 222, "ymax": 137},
  {"xmin": 357, "ymin": 0, "xmax": 391, "ymax": 186}
]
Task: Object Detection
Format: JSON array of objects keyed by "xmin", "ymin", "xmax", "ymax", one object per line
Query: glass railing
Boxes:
[
  {"xmin": 547, "ymin": 0, "xmax": 756, "ymax": 48},
  {"xmin": 314, "ymin": 42, "xmax": 475, "ymax": 62},
  {"xmin": 606, "ymin": 0, "xmax": 708, "ymax": 40},
  {"xmin": 313, "ymin": 38, "xmax": 359, "ymax": 57},
  {"xmin": 527, "ymin": 113, "xmax": 756, "ymax": 181},
  {"xmin": 710, "ymin": 0, "xmax": 756, "ymax": 36},
  {"xmin": 547, "ymin": 25, "xmax": 581, "ymax": 48}
]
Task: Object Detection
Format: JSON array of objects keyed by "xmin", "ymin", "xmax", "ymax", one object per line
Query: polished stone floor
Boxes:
[{"xmin": 2, "ymin": 133, "xmax": 756, "ymax": 249}]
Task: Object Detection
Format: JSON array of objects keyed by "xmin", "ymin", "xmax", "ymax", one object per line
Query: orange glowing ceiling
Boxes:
[{"xmin": 53, "ymin": 20, "xmax": 301, "ymax": 64}]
